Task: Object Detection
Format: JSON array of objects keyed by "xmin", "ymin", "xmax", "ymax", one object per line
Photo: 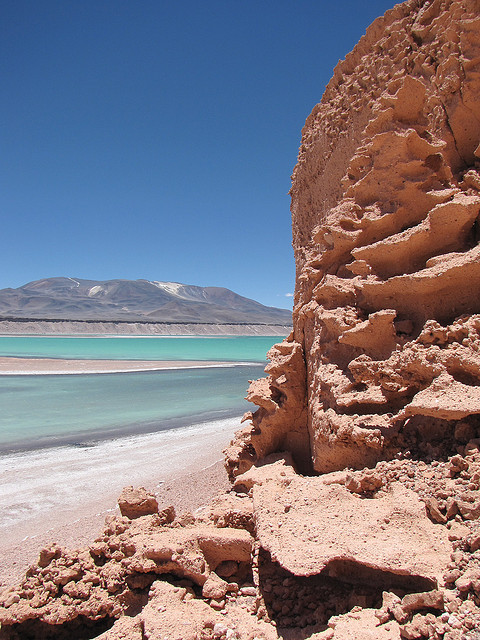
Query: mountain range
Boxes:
[{"xmin": 0, "ymin": 278, "xmax": 292, "ymax": 325}]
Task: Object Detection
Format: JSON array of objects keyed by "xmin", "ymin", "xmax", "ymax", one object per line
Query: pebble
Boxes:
[
  {"xmin": 448, "ymin": 614, "xmax": 462, "ymax": 629},
  {"xmin": 210, "ymin": 599, "xmax": 225, "ymax": 610},
  {"xmin": 213, "ymin": 622, "xmax": 228, "ymax": 638}
]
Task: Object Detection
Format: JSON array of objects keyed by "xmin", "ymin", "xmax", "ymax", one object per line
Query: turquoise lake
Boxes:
[
  {"xmin": 0, "ymin": 335, "xmax": 280, "ymax": 361},
  {"xmin": 0, "ymin": 336, "xmax": 281, "ymax": 453}
]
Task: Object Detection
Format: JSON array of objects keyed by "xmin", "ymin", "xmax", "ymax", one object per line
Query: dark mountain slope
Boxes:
[{"xmin": 0, "ymin": 278, "xmax": 292, "ymax": 325}]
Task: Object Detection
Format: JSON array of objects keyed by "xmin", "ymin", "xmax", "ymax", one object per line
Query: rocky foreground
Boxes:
[
  {"xmin": 2, "ymin": 0, "xmax": 480, "ymax": 638},
  {"xmin": 1, "ymin": 451, "xmax": 480, "ymax": 639}
]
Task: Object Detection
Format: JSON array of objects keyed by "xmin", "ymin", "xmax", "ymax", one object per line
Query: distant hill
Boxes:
[{"xmin": 0, "ymin": 278, "xmax": 292, "ymax": 325}]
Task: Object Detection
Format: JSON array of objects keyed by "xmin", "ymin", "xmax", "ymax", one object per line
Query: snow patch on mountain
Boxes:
[{"xmin": 149, "ymin": 281, "xmax": 198, "ymax": 301}]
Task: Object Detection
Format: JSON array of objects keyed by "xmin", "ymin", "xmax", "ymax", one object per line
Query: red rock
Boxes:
[
  {"xmin": 424, "ymin": 496, "xmax": 447, "ymax": 524},
  {"xmin": 216, "ymin": 560, "xmax": 238, "ymax": 579},
  {"xmin": 225, "ymin": 0, "xmax": 480, "ymax": 478},
  {"xmin": 457, "ymin": 500, "xmax": 480, "ymax": 520},
  {"xmin": 158, "ymin": 504, "xmax": 176, "ymax": 524},
  {"xmin": 400, "ymin": 613, "xmax": 436, "ymax": 639},
  {"xmin": 345, "ymin": 469, "xmax": 383, "ymax": 494},
  {"xmin": 202, "ymin": 574, "xmax": 228, "ymax": 600},
  {"xmin": 117, "ymin": 486, "xmax": 158, "ymax": 519},
  {"xmin": 401, "ymin": 590, "xmax": 444, "ymax": 613},
  {"xmin": 37, "ymin": 544, "xmax": 62, "ymax": 568},
  {"xmin": 469, "ymin": 532, "xmax": 480, "ymax": 552},
  {"xmin": 253, "ymin": 472, "xmax": 450, "ymax": 583}
]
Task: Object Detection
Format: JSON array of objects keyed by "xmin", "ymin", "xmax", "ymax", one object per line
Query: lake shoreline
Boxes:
[
  {"xmin": 0, "ymin": 418, "xmax": 240, "ymax": 589},
  {"xmin": 0, "ymin": 460, "xmax": 232, "ymax": 589},
  {"xmin": 0, "ymin": 337, "xmax": 264, "ymax": 592}
]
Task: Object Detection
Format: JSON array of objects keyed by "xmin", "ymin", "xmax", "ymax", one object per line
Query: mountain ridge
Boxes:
[{"xmin": 0, "ymin": 277, "xmax": 292, "ymax": 325}]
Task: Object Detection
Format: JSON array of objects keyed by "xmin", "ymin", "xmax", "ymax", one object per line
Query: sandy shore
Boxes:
[
  {"xmin": 0, "ymin": 357, "xmax": 237, "ymax": 375},
  {"xmin": 0, "ymin": 355, "xmax": 246, "ymax": 588},
  {"xmin": 0, "ymin": 417, "xmax": 240, "ymax": 589}
]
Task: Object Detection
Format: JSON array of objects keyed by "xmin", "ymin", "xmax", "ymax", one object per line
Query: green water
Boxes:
[
  {"xmin": 0, "ymin": 335, "xmax": 280, "ymax": 361},
  {"xmin": 0, "ymin": 336, "xmax": 284, "ymax": 452},
  {"xmin": 0, "ymin": 365, "xmax": 264, "ymax": 452}
]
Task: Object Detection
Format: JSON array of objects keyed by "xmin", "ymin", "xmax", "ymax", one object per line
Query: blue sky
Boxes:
[{"xmin": 1, "ymin": 1, "xmax": 395, "ymax": 309}]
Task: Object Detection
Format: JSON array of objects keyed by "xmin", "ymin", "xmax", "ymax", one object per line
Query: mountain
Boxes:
[{"xmin": 0, "ymin": 277, "xmax": 292, "ymax": 325}]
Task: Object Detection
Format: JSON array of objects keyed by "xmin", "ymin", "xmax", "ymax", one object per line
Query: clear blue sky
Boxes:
[{"xmin": 1, "ymin": 0, "xmax": 395, "ymax": 309}]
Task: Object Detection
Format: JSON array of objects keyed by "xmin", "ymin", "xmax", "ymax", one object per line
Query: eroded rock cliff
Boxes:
[
  {"xmin": 226, "ymin": 0, "xmax": 480, "ymax": 478},
  {"xmin": 2, "ymin": 1, "xmax": 480, "ymax": 639}
]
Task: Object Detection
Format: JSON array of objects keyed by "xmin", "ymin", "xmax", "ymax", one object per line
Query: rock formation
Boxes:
[
  {"xmin": 2, "ymin": 0, "xmax": 480, "ymax": 638},
  {"xmin": 226, "ymin": 0, "xmax": 480, "ymax": 478}
]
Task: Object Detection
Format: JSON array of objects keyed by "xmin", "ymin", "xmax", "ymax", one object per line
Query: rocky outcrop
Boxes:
[
  {"xmin": 3, "ymin": 449, "xmax": 480, "ymax": 638},
  {"xmin": 3, "ymin": 1, "xmax": 480, "ymax": 639},
  {"xmin": 225, "ymin": 340, "xmax": 310, "ymax": 477},
  {"xmin": 253, "ymin": 476, "xmax": 450, "ymax": 584},
  {"xmin": 0, "ymin": 499, "xmax": 271, "ymax": 640},
  {"xmin": 226, "ymin": 0, "xmax": 480, "ymax": 478}
]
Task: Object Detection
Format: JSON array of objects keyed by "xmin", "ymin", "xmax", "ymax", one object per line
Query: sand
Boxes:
[{"xmin": 0, "ymin": 357, "xmax": 236, "ymax": 375}]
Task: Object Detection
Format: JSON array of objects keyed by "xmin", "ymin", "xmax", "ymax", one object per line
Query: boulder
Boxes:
[{"xmin": 118, "ymin": 486, "xmax": 158, "ymax": 519}]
